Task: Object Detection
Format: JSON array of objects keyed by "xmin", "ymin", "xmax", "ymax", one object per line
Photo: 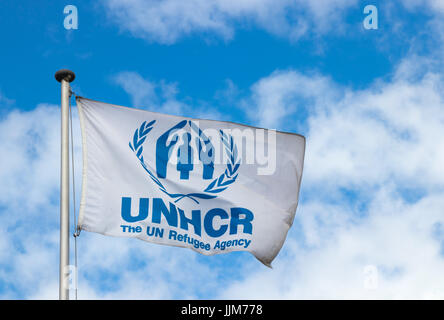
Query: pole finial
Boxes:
[{"xmin": 55, "ymin": 69, "xmax": 76, "ymax": 83}]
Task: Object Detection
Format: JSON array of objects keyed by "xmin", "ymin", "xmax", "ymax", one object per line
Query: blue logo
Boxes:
[{"xmin": 129, "ymin": 120, "xmax": 240, "ymax": 204}]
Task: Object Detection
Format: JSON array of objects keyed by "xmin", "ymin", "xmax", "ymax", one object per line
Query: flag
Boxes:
[{"xmin": 76, "ymin": 97, "xmax": 305, "ymax": 266}]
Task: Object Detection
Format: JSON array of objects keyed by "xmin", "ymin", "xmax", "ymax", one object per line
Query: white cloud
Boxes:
[
  {"xmin": 306, "ymin": 73, "xmax": 444, "ymax": 190},
  {"xmin": 113, "ymin": 71, "xmax": 158, "ymax": 108},
  {"xmin": 384, "ymin": 1, "xmax": 444, "ymax": 57},
  {"xmin": 75, "ymin": 59, "xmax": 444, "ymax": 299},
  {"xmin": 2, "ymin": 54, "xmax": 444, "ymax": 299},
  {"xmin": 0, "ymin": 104, "xmax": 83, "ymax": 299},
  {"xmin": 0, "ymin": 91, "xmax": 14, "ymax": 107},
  {"xmin": 100, "ymin": 0, "xmax": 444, "ymax": 59},
  {"xmin": 102, "ymin": 0, "xmax": 357, "ymax": 44},
  {"xmin": 113, "ymin": 71, "xmax": 223, "ymax": 120},
  {"xmin": 0, "ymin": 105, "xmax": 61, "ymax": 213},
  {"xmin": 220, "ymin": 190, "xmax": 444, "ymax": 299},
  {"xmin": 241, "ymin": 70, "xmax": 340, "ymax": 129},
  {"xmin": 219, "ymin": 56, "xmax": 444, "ymax": 299}
]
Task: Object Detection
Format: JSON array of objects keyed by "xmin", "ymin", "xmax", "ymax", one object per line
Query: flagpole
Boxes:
[{"xmin": 55, "ymin": 69, "xmax": 75, "ymax": 300}]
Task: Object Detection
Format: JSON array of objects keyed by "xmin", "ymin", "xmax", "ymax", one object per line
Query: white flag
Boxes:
[{"xmin": 76, "ymin": 97, "xmax": 305, "ymax": 266}]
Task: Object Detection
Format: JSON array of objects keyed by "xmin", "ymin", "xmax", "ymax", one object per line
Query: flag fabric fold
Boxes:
[{"xmin": 76, "ymin": 97, "xmax": 305, "ymax": 266}]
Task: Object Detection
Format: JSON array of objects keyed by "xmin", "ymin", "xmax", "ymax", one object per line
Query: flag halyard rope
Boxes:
[{"xmin": 69, "ymin": 89, "xmax": 79, "ymax": 300}]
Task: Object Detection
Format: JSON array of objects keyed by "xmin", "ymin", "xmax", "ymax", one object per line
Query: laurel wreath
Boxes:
[{"xmin": 129, "ymin": 120, "xmax": 240, "ymax": 204}]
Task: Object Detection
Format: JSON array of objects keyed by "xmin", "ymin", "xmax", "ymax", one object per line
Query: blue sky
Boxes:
[
  {"xmin": 1, "ymin": 1, "xmax": 419, "ymax": 113},
  {"xmin": 1, "ymin": 0, "xmax": 444, "ymax": 299}
]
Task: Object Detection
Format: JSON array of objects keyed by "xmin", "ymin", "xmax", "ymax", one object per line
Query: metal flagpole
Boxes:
[{"xmin": 55, "ymin": 69, "xmax": 75, "ymax": 300}]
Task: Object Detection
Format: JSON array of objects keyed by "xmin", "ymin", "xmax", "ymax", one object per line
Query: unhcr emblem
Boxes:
[{"xmin": 129, "ymin": 120, "xmax": 241, "ymax": 204}]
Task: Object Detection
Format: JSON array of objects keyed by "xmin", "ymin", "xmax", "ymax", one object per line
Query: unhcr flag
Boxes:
[{"xmin": 76, "ymin": 97, "xmax": 305, "ymax": 266}]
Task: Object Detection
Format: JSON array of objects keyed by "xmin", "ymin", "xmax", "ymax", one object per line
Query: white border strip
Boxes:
[{"xmin": 75, "ymin": 97, "xmax": 88, "ymax": 229}]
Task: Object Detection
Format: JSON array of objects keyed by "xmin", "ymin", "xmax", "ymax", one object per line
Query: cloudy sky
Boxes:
[{"xmin": 1, "ymin": 0, "xmax": 444, "ymax": 299}]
